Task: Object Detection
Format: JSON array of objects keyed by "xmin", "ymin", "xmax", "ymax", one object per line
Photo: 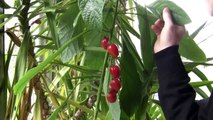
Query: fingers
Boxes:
[
  {"xmin": 162, "ymin": 8, "xmax": 173, "ymax": 26},
  {"xmin": 151, "ymin": 19, "xmax": 164, "ymax": 35}
]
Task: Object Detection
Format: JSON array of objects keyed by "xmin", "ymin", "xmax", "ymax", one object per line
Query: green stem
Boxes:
[
  {"xmin": 93, "ymin": 1, "xmax": 120, "ymax": 119},
  {"xmin": 110, "ymin": 0, "xmax": 119, "ymax": 40},
  {"xmin": 93, "ymin": 52, "xmax": 109, "ymax": 120},
  {"xmin": 53, "ymin": 93, "xmax": 105, "ymax": 120},
  {"xmin": 41, "ymin": 74, "xmax": 68, "ymax": 119},
  {"xmin": 84, "ymin": 46, "xmax": 105, "ymax": 52}
]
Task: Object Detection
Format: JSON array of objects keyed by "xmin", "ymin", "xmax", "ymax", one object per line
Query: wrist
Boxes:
[{"xmin": 154, "ymin": 42, "xmax": 178, "ymax": 53}]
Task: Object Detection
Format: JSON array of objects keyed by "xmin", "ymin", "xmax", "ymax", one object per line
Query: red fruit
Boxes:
[
  {"xmin": 34, "ymin": 19, "xmax": 41, "ymax": 24},
  {"xmin": 109, "ymin": 78, "xmax": 121, "ymax": 92},
  {"xmin": 106, "ymin": 91, "xmax": 117, "ymax": 103},
  {"xmin": 110, "ymin": 65, "xmax": 120, "ymax": 78},
  {"xmin": 101, "ymin": 37, "xmax": 109, "ymax": 49},
  {"xmin": 107, "ymin": 44, "xmax": 119, "ymax": 58}
]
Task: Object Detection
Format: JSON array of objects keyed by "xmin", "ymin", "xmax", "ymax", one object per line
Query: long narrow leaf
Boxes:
[
  {"xmin": 14, "ymin": 31, "xmax": 87, "ymax": 95},
  {"xmin": 0, "ymin": 6, "xmax": 22, "ymax": 28},
  {"xmin": 44, "ymin": 2, "xmax": 59, "ymax": 48},
  {"xmin": 136, "ymin": 3, "xmax": 155, "ymax": 73},
  {"xmin": 190, "ymin": 81, "xmax": 213, "ymax": 88},
  {"xmin": 190, "ymin": 22, "xmax": 206, "ymax": 39}
]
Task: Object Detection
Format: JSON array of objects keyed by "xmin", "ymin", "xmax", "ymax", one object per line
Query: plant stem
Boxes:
[
  {"xmin": 93, "ymin": 52, "xmax": 109, "ymax": 120},
  {"xmin": 0, "ymin": 8, "xmax": 6, "ymax": 120},
  {"xmin": 41, "ymin": 74, "xmax": 68, "ymax": 119},
  {"xmin": 93, "ymin": 0, "xmax": 120, "ymax": 120}
]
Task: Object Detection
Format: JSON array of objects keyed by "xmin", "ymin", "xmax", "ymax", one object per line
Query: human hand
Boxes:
[{"xmin": 151, "ymin": 8, "xmax": 186, "ymax": 53}]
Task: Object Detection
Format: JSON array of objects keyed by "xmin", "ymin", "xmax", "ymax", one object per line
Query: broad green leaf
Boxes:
[
  {"xmin": 83, "ymin": 31, "xmax": 104, "ymax": 70},
  {"xmin": 14, "ymin": 31, "xmax": 86, "ymax": 95},
  {"xmin": 78, "ymin": 0, "xmax": 105, "ymax": 30},
  {"xmin": 135, "ymin": 95, "xmax": 149, "ymax": 120},
  {"xmin": 119, "ymin": 41, "xmax": 144, "ymax": 117},
  {"xmin": 179, "ymin": 33, "xmax": 206, "ymax": 62},
  {"xmin": 117, "ymin": 19, "xmax": 145, "ymax": 83},
  {"xmin": 136, "ymin": 3, "xmax": 155, "ymax": 73},
  {"xmin": 108, "ymin": 101, "xmax": 121, "ymax": 120},
  {"xmin": 58, "ymin": 3, "xmax": 84, "ymax": 62},
  {"xmin": 0, "ymin": 1, "xmax": 11, "ymax": 8},
  {"xmin": 148, "ymin": 0, "xmax": 191, "ymax": 25}
]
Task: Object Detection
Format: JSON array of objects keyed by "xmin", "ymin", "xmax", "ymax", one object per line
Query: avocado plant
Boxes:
[{"xmin": 0, "ymin": 0, "xmax": 213, "ymax": 120}]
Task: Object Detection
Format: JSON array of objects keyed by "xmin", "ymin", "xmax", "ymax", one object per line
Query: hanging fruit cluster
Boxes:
[{"xmin": 101, "ymin": 37, "xmax": 122, "ymax": 103}]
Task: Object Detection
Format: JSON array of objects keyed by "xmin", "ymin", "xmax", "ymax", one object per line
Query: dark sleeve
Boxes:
[{"xmin": 154, "ymin": 45, "xmax": 199, "ymax": 120}]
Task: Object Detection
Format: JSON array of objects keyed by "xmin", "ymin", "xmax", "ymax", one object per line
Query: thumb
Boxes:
[{"xmin": 162, "ymin": 8, "xmax": 173, "ymax": 26}]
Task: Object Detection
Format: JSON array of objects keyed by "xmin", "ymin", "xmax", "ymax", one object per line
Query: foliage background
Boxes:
[{"xmin": 1, "ymin": 0, "xmax": 213, "ymax": 120}]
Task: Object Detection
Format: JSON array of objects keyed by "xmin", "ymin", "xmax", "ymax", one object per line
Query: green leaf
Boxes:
[
  {"xmin": 192, "ymin": 68, "xmax": 212, "ymax": 91},
  {"xmin": 83, "ymin": 30, "xmax": 104, "ymax": 70},
  {"xmin": 58, "ymin": 3, "xmax": 84, "ymax": 62},
  {"xmin": 0, "ymin": 6, "xmax": 23, "ymax": 29},
  {"xmin": 48, "ymin": 100, "xmax": 67, "ymax": 120},
  {"xmin": 194, "ymin": 87, "xmax": 209, "ymax": 99},
  {"xmin": 117, "ymin": 19, "xmax": 145, "ymax": 83},
  {"xmin": 0, "ymin": 1, "xmax": 11, "ymax": 8},
  {"xmin": 108, "ymin": 101, "xmax": 121, "ymax": 120},
  {"xmin": 0, "ymin": 14, "xmax": 12, "ymax": 20},
  {"xmin": 44, "ymin": 2, "xmax": 60, "ymax": 48},
  {"xmin": 190, "ymin": 22, "xmax": 206, "ymax": 39},
  {"xmin": 190, "ymin": 81, "xmax": 213, "ymax": 88},
  {"xmin": 33, "ymin": 94, "xmax": 42, "ymax": 120},
  {"xmin": 136, "ymin": 3, "xmax": 155, "ymax": 73},
  {"xmin": 78, "ymin": 0, "xmax": 105, "ymax": 30},
  {"xmin": 14, "ymin": 31, "xmax": 86, "ymax": 95},
  {"xmin": 118, "ymin": 15, "xmax": 140, "ymax": 39},
  {"xmin": 13, "ymin": 31, "xmax": 31, "ymax": 84},
  {"xmin": 179, "ymin": 33, "xmax": 206, "ymax": 62},
  {"xmin": 105, "ymin": 111, "xmax": 112, "ymax": 120},
  {"xmin": 119, "ymin": 40, "xmax": 144, "ymax": 117},
  {"xmin": 135, "ymin": 95, "xmax": 149, "ymax": 120},
  {"xmin": 148, "ymin": 0, "xmax": 191, "ymax": 25}
]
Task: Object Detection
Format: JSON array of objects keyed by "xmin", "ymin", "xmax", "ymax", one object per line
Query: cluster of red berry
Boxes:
[{"xmin": 101, "ymin": 37, "xmax": 122, "ymax": 103}]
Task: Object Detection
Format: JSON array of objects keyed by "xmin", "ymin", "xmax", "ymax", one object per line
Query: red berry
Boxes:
[
  {"xmin": 106, "ymin": 91, "xmax": 117, "ymax": 103},
  {"xmin": 101, "ymin": 37, "xmax": 109, "ymax": 49},
  {"xmin": 107, "ymin": 44, "xmax": 119, "ymax": 58},
  {"xmin": 110, "ymin": 65, "xmax": 120, "ymax": 78},
  {"xmin": 34, "ymin": 19, "xmax": 41, "ymax": 24},
  {"xmin": 109, "ymin": 78, "xmax": 121, "ymax": 93}
]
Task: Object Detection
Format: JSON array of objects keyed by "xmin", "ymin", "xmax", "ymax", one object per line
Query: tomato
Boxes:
[
  {"xmin": 106, "ymin": 91, "xmax": 117, "ymax": 103},
  {"xmin": 107, "ymin": 44, "xmax": 119, "ymax": 58},
  {"xmin": 110, "ymin": 65, "xmax": 120, "ymax": 78},
  {"xmin": 101, "ymin": 37, "xmax": 109, "ymax": 50},
  {"xmin": 109, "ymin": 78, "xmax": 121, "ymax": 92}
]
